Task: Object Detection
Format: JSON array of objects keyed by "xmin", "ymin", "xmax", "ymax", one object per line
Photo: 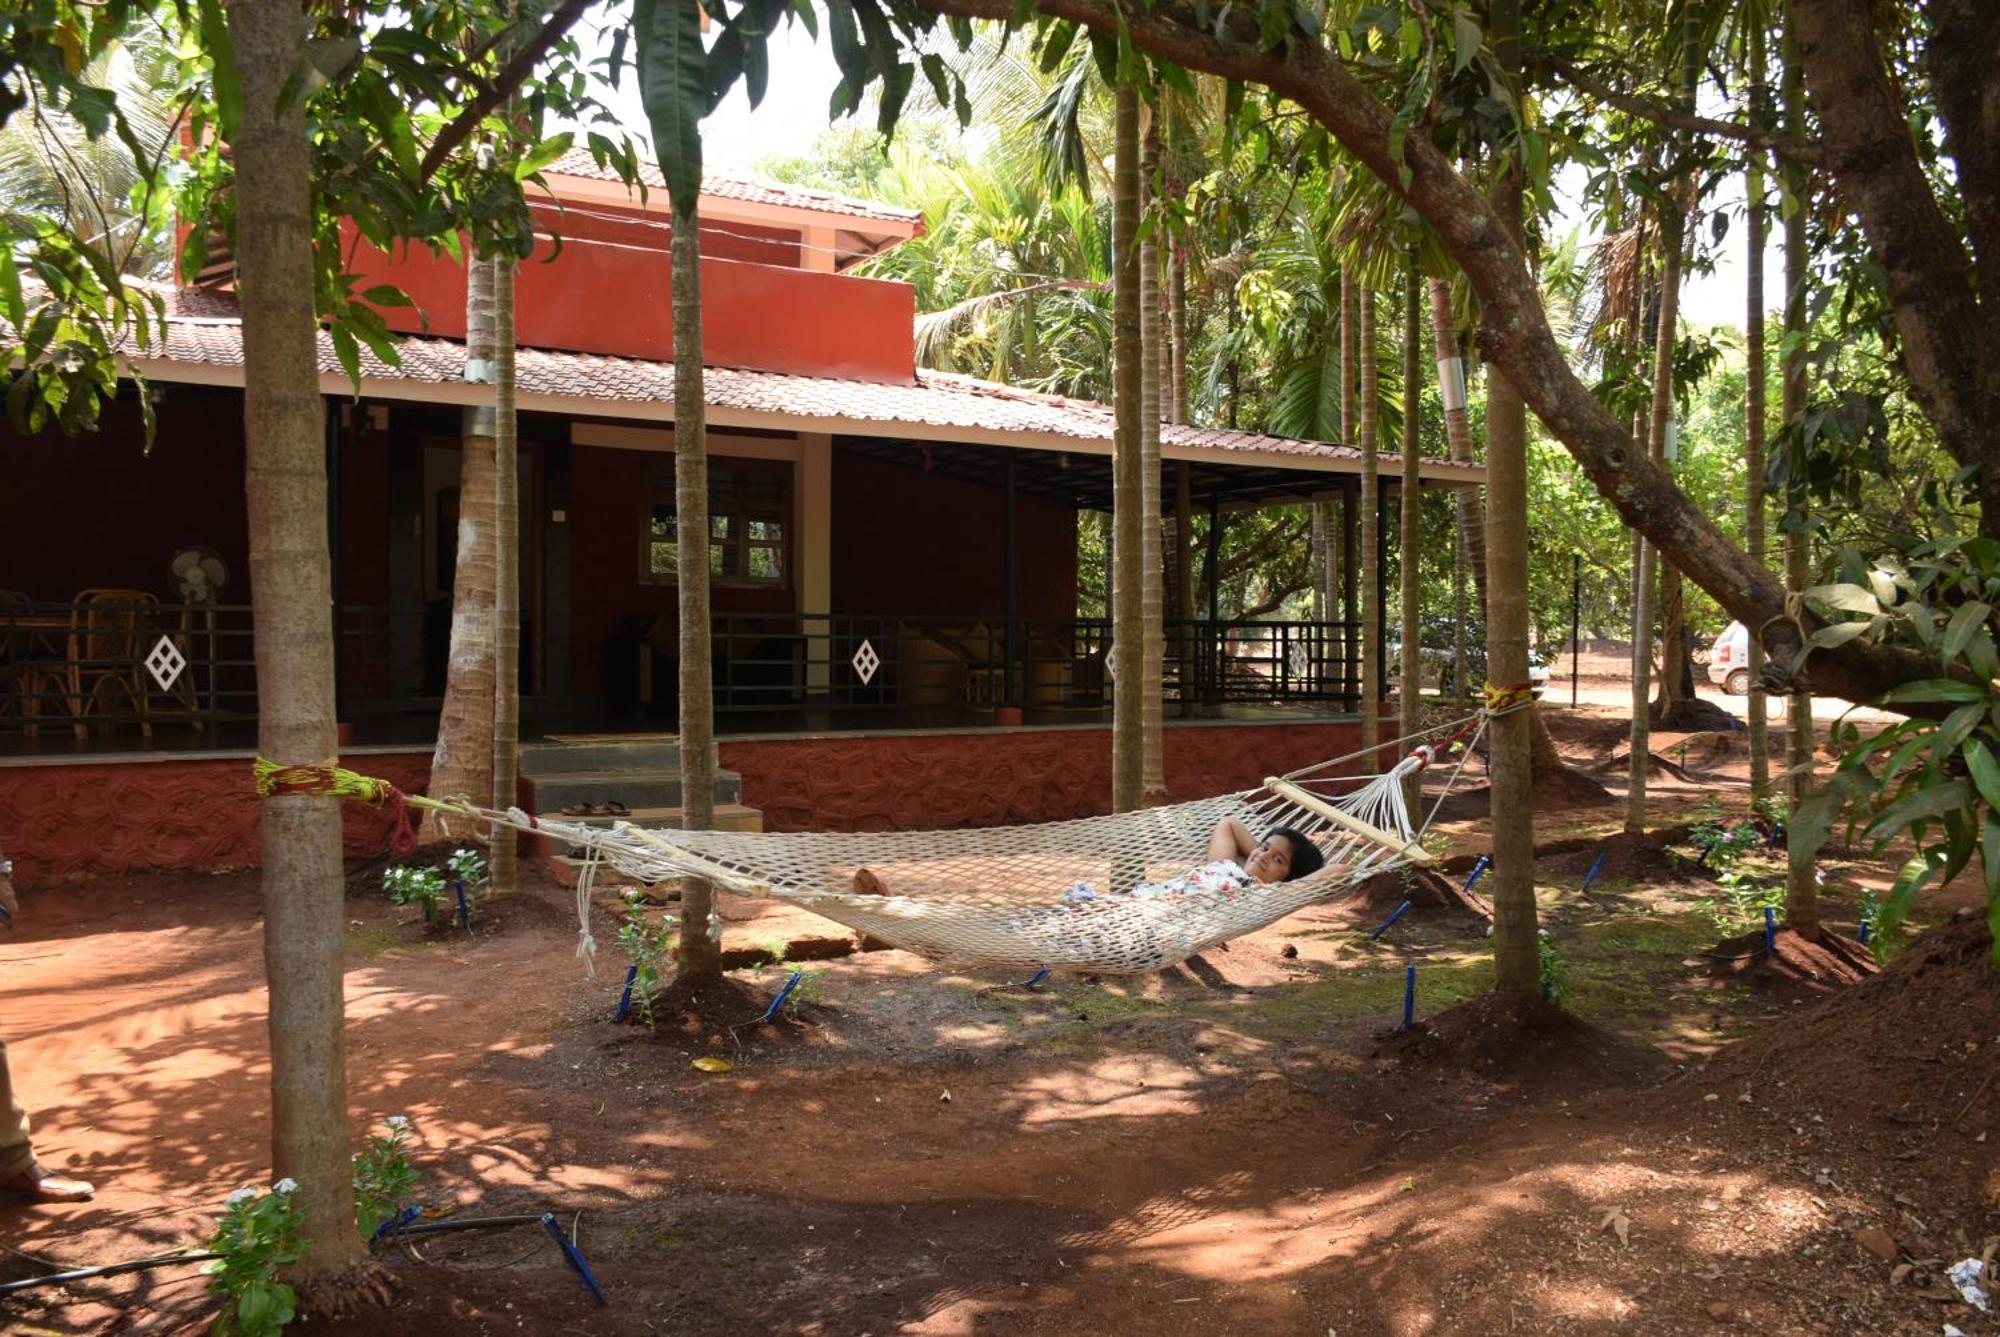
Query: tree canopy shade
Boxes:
[{"xmin": 736, "ymin": 0, "xmax": 1972, "ymax": 712}]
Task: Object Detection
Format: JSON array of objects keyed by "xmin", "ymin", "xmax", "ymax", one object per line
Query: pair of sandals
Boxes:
[{"xmin": 559, "ymin": 800, "xmax": 631, "ymax": 817}]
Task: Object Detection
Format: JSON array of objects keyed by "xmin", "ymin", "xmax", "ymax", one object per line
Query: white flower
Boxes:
[
  {"xmin": 272, "ymin": 1177, "xmax": 299, "ymax": 1195},
  {"xmin": 225, "ymin": 1186, "xmax": 258, "ymax": 1207},
  {"xmin": 383, "ymin": 1115, "xmax": 411, "ymax": 1130}
]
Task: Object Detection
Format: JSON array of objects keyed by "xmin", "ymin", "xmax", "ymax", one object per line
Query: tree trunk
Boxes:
[
  {"xmin": 671, "ymin": 199, "xmax": 722, "ymax": 980},
  {"xmin": 1428, "ymin": 277, "xmax": 1486, "ymax": 608},
  {"xmin": 1171, "ymin": 237, "xmax": 1195, "ymax": 722},
  {"xmin": 1745, "ymin": 17, "xmax": 1772, "ymax": 799},
  {"xmin": 423, "ymin": 256, "xmax": 499, "ymax": 841},
  {"xmin": 1486, "ymin": 0, "xmax": 1540, "ymax": 1010},
  {"xmin": 228, "ymin": 0, "xmax": 366, "ymax": 1298},
  {"xmin": 491, "ymin": 253, "xmax": 519, "ymax": 895},
  {"xmin": 1110, "ymin": 86, "xmax": 1143, "ymax": 814},
  {"xmin": 1138, "ymin": 117, "xmax": 1167, "ymax": 807},
  {"xmin": 1340, "ymin": 269, "xmax": 1359, "ymax": 704},
  {"xmin": 1358, "ymin": 282, "xmax": 1381, "ymax": 771},
  {"xmin": 1630, "ymin": 216, "xmax": 1685, "ymax": 826},
  {"xmin": 1781, "ymin": 28, "xmax": 1820, "ymax": 938},
  {"xmin": 1399, "ymin": 256, "xmax": 1423, "ymax": 812},
  {"xmin": 1651, "ymin": 6, "xmax": 1703, "ymax": 724}
]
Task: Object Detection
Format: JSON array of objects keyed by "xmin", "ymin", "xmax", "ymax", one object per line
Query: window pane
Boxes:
[
  {"xmin": 711, "ymin": 514, "xmax": 732, "ymax": 540},
  {"xmin": 650, "ymin": 542, "xmax": 677, "ymax": 576},
  {"xmin": 747, "ymin": 546, "xmax": 779, "ymax": 580},
  {"xmin": 709, "ymin": 542, "xmax": 726, "ymax": 576},
  {"xmin": 747, "ymin": 518, "xmax": 783, "ymax": 542}
]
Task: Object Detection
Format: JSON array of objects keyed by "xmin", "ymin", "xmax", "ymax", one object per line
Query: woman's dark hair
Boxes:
[{"xmin": 1267, "ymin": 826, "xmax": 1325, "ymax": 881}]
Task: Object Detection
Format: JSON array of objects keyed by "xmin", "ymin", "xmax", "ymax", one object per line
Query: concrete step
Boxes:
[
  {"xmin": 519, "ymin": 737, "xmax": 717, "ymax": 777},
  {"xmin": 526, "ymin": 770, "xmax": 742, "ymax": 813}
]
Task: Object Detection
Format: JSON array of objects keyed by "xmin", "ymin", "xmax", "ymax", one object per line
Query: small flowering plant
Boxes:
[
  {"xmin": 205, "ymin": 1178, "xmax": 306, "ymax": 1337},
  {"xmin": 445, "ymin": 847, "xmax": 488, "ymax": 902},
  {"xmin": 352, "ymin": 1114, "xmax": 421, "ymax": 1241},
  {"xmin": 382, "ymin": 863, "xmax": 447, "ymax": 924}
]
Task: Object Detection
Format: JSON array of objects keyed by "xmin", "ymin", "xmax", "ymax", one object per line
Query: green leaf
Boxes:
[
  {"xmin": 1943, "ymin": 601, "xmax": 1993, "ymax": 666},
  {"xmin": 0, "ymin": 260, "xmax": 21, "ymax": 334},
  {"xmin": 1877, "ymin": 678, "xmax": 1989, "ymax": 705},
  {"xmin": 1932, "ymin": 702, "xmax": 1985, "ymax": 766},
  {"xmin": 1804, "ymin": 582, "xmax": 1881, "ymax": 615},
  {"xmin": 514, "ymin": 133, "xmax": 575, "ymax": 182},
  {"xmin": 1973, "ymin": 739, "xmax": 2000, "ymax": 813},
  {"xmin": 1805, "ymin": 620, "xmax": 1872, "ymax": 651},
  {"xmin": 635, "ymin": 0, "xmax": 709, "ymax": 212},
  {"xmin": 1863, "ymin": 777, "xmax": 1970, "ymax": 844},
  {"xmin": 1451, "ymin": 9, "xmax": 1480, "ymax": 71},
  {"xmin": 1874, "ymin": 851, "xmax": 1940, "ymax": 959},
  {"xmin": 199, "ymin": 0, "xmax": 241, "ymax": 135},
  {"xmin": 1980, "ymin": 815, "xmax": 2000, "ymax": 906}
]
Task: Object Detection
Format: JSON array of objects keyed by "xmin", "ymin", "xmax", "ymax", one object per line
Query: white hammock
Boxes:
[{"xmin": 473, "ymin": 726, "xmax": 1478, "ymax": 977}]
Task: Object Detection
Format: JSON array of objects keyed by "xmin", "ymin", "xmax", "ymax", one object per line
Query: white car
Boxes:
[{"xmin": 1707, "ymin": 622, "xmax": 1753, "ymax": 695}]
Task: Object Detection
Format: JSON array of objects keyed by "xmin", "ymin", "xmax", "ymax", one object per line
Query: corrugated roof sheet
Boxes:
[{"xmin": 132, "ymin": 290, "xmax": 1378, "ymax": 463}]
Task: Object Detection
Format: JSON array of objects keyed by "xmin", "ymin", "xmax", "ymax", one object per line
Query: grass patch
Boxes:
[
  {"xmin": 345, "ymin": 925, "xmax": 403, "ymax": 958},
  {"xmin": 1252, "ymin": 952, "xmax": 1494, "ymax": 1036}
]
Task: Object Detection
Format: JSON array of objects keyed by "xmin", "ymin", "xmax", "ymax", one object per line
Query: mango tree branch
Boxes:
[
  {"xmin": 418, "ymin": 0, "xmax": 595, "ymax": 183},
  {"xmin": 910, "ymin": 0, "xmax": 1942, "ymax": 709},
  {"xmin": 1533, "ymin": 55, "xmax": 1828, "ymax": 168}
]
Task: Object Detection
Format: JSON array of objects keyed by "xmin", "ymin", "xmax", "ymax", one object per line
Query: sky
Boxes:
[{"xmin": 577, "ymin": 14, "xmax": 1779, "ymax": 330}]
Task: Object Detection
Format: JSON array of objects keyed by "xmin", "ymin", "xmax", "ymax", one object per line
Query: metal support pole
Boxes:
[
  {"xmin": 1571, "ymin": 551, "xmax": 1582, "ymax": 709},
  {"xmin": 1004, "ymin": 455, "xmax": 1020, "ymax": 708}
]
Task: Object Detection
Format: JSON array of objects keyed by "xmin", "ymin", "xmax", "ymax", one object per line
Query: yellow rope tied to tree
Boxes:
[
  {"xmin": 252, "ymin": 757, "xmax": 460, "ymax": 854},
  {"xmin": 1482, "ymin": 681, "xmax": 1537, "ymax": 717}
]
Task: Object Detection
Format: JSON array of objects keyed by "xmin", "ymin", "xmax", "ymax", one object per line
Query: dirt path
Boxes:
[{"xmin": 2, "ymin": 716, "xmax": 1994, "ymax": 1335}]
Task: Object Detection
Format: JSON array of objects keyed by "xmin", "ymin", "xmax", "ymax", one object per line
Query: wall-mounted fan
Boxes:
[{"xmin": 170, "ymin": 547, "xmax": 229, "ymax": 604}]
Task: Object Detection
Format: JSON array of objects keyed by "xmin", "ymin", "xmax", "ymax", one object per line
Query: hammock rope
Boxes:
[{"xmin": 264, "ymin": 696, "xmax": 1508, "ymax": 976}]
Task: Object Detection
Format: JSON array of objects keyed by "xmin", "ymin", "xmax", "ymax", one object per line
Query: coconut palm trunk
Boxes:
[
  {"xmin": 1629, "ymin": 233, "xmax": 1684, "ymax": 831},
  {"xmin": 227, "ymin": 0, "xmax": 366, "ymax": 1297},
  {"xmin": 1171, "ymin": 238, "xmax": 1195, "ymax": 721},
  {"xmin": 1781, "ymin": 28, "xmax": 1819, "ymax": 938},
  {"xmin": 1358, "ymin": 283, "xmax": 1381, "ymax": 770},
  {"xmin": 1399, "ymin": 257, "xmax": 1423, "ymax": 812},
  {"xmin": 1110, "ymin": 85, "xmax": 1143, "ymax": 814},
  {"xmin": 1745, "ymin": 19, "xmax": 1771, "ymax": 799},
  {"xmin": 491, "ymin": 253, "xmax": 519, "ymax": 894},
  {"xmin": 637, "ymin": 0, "xmax": 721, "ymax": 977},
  {"xmin": 1429, "ymin": 279, "xmax": 1475, "ymax": 708},
  {"xmin": 422, "ymin": 256, "xmax": 499, "ymax": 841},
  {"xmin": 1138, "ymin": 116, "xmax": 1167, "ymax": 807},
  {"xmin": 1651, "ymin": 6, "xmax": 1704, "ymax": 723},
  {"xmin": 1485, "ymin": 0, "xmax": 1540, "ymax": 1008}
]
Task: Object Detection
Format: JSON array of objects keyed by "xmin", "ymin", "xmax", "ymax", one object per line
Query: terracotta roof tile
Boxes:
[{"xmin": 546, "ymin": 148, "xmax": 924, "ymax": 229}]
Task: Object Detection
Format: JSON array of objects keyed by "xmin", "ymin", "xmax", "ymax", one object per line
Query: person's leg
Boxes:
[
  {"xmin": 0, "ymin": 1036, "xmax": 33, "ymax": 1180},
  {"xmin": 0, "ymin": 1035, "xmax": 92, "ymax": 1201}
]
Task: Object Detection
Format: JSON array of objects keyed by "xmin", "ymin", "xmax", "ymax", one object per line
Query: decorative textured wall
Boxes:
[
  {"xmin": 2, "ymin": 722, "xmax": 1366, "ymax": 883},
  {"xmin": 720, "ymin": 721, "xmax": 1366, "ymax": 833},
  {"xmin": 0, "ymin": 752, "xmax": 434, "ymax": 885}
]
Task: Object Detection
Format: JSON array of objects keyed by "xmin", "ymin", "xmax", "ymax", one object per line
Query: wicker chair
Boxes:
[
  {"xmin": 0, "ymin": 591, "xmax": 69, "ymax": 732},
  {"xmin": 66, "ymin": 588, "xmax": 161, "ymax": 739}
]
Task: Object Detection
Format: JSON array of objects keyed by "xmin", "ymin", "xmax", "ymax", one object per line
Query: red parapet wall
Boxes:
[
  {"xmin": 719, "ymin": 721, "xmax": 1367, "ymax": 833},
  {"xmin": 345, "ymin": 232, "xmax": 916, "ymax": 383},
  {"xmin": 0, "ymin": 753, "xmax": 435, "ymax": 885}
]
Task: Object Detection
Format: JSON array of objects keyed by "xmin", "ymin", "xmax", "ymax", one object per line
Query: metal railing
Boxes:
[
  {"xmin": 0, "ymin": 600, "xmax": 1362, "ymax": 738},
  {"xmin": 691, "ymin": 613, "xmax": 1362, "ymax": 715}
]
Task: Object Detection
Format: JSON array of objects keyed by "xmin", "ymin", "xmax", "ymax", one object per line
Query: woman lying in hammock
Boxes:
[{"xmin": 848, "ymin": 816, "xmax": 1325, "ymax": 903}]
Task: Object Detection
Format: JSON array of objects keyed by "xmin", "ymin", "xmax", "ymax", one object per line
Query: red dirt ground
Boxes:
[{"xmin": 2, "ymin": 695, "xmax": 1997, "ymax": 1335}]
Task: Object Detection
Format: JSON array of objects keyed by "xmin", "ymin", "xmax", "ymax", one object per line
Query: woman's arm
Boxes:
[{"xmin": 1207, "ymin": 817, "xmax": 1258, "ymax": 864}]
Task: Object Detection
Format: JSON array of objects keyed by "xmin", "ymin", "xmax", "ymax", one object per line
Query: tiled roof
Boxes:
[
  {"xmin": 546, "ymin": 148, "xmax": 925, "ymax": 230},
  {"xmin": 113, "ymin": 283, "xmax": 1471, "ymax": 478}
]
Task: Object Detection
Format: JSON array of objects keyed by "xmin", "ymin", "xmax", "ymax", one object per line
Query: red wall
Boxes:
[
  {"xmin": 0, "ymin": 397, "xmax": 251, "ymax": 604},
  {"xmin": 831, "ymin": 447, "xmax": 1076, "ymax": 617},
  {"xmin": 347, "ymin": 232, "xmax": 916, "ymax": 383},
  {"xmin": 0, "ymin": 752, "xmax": 434, "ymax": 884},
  {"xmin": 566, "ymin": 446, "xmax": 797, "ymax": 699},
  {"xmin": 720, "ymin": 721, "xmax": 1365, "ymax": 832},
  {"xmin": 0, "ymin": 724, "xmax": 1364, "ymax": 881}
]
